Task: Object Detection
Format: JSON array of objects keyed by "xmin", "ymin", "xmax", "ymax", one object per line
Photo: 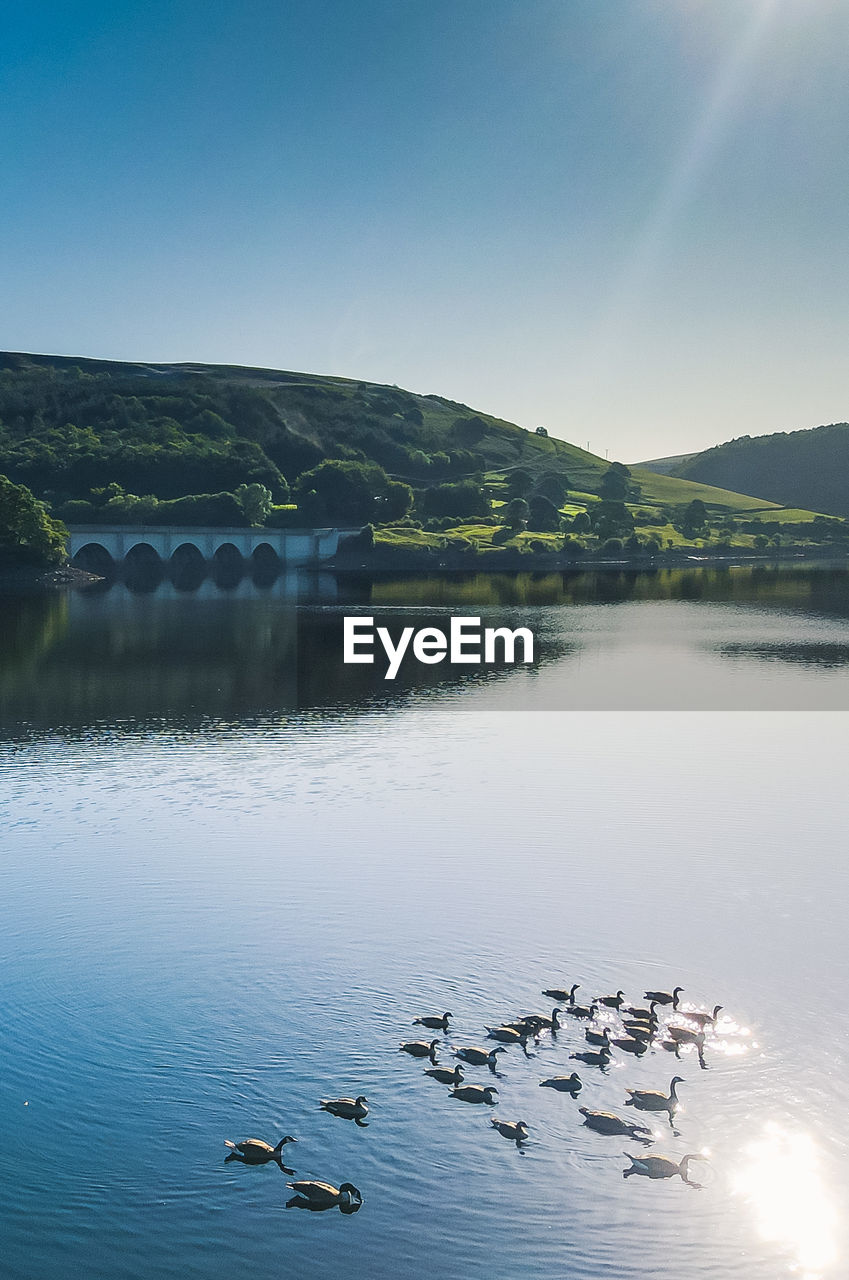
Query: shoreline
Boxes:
[
  {"xmin": 328, "ymin": 545, "xmax": 849, "ymax": 576},
  {"xmin": 1, "ymin": 546, "xmax": 846, "ymax": 595}
]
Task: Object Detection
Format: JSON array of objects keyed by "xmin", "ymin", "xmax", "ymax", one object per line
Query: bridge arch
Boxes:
[
  {"xmin": 124, "ymin": 541, "xmax": 160, "ymax": 564},
  {"xmin": 73, "ymin": 541, "xmax": 114, "ymax": 571}
]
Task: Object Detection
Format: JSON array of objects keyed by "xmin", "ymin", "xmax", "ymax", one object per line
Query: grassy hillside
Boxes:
[
  {"xmin": 0, "ymin": 350, "xmax": 784, "ymax": 508},
  {"xmin": 1, "ymin": 351, "xmax": 842, "ymax": 561},
  {"xmin": 674, "ymin": 422, "xmax": 849, "ymax": 518}
]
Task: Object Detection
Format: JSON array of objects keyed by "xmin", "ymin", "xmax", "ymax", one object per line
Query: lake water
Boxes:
[{"xmin": 2, "ymin": 566, "xmax": 848, "ymax": 1280}]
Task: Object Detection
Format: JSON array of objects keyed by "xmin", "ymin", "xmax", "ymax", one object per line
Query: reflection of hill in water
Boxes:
[
  {"xmin": 3, "ymin": 565, "xmax": 849, "ymax": 737},
  {"xmin": 0, "ymin": 585, "xmax": 572, "ymax": 737},
  {"xmin": 358, "ymin": 565, "xmax": 849, "ymax": 614}
]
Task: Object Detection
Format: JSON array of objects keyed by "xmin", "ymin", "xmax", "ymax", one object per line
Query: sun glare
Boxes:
[{"xmin": 731, "ymin": 1124, "xmax": 838, "ymax": 1277}]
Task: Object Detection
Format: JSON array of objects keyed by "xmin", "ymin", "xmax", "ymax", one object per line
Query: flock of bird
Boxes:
[
  {"xmin": 223, "ymin": 978, "xmax": 724, "ymax": 1213},
  {"xmin": 398, "ymin": 980, "xmax": 723, "ymax": 1188}
]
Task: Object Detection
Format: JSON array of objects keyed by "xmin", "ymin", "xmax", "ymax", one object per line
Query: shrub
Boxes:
[{"xmin": 419, "ymin": 481, "xmax": 491, "ymax": 520}]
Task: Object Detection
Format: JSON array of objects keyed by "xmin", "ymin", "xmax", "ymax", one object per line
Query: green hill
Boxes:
[
  {"xmin": 673, "ymin": 422, "xmax": 849, "ymax": 518},
  {"xmin": 2, "ymin": 351, "xmax": 842, "ymax": 561},
  {"xmin": 0, "ymin": 350, "xmax": 782, "ymax": 510}
]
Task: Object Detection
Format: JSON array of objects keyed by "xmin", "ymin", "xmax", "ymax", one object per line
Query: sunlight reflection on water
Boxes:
[{"xmin": 732, "ymin": 1124, "xmax": 838, "ymax": 1278}]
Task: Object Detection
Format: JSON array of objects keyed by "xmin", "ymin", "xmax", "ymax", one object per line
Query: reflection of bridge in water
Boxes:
[{"xmin": 68, "ymin": 525, "xmax": 357, "ymax": 566}]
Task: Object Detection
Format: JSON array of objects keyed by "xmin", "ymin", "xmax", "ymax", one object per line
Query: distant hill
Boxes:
[
  {"xmin": 636, "ymin": 452, "xmax": 696, "ymax": 476},
  {"xmin": 0, "ymin": 350, "xmax": 788, "ymax": 517},
  {"xmin": 674, "ymin": 423, "xmax": 849, "ymax": 517}
]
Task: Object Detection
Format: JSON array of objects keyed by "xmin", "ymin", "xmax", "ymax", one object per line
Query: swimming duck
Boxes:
[
  {"xmin": 224, "ymin": 1136, "xmax": 296, "ymax": 1164},
  {"xmin": 585, "ymin": 1026, "xmax": 612, "ymax": 1048},
  {"xmin": 542, "ymin": 983, "xmax": 580, "ymax": 1004},
  {"xmin": 424, "ymin": 1064, "xmax": 464, "ymax": 1086},
  {"xmin": 413, "ymin": 1012, "xmax": 452, "ymax": 1031},
  {"xmin": 539, "ymin": 1073, "xmax": 582, "ymax": 1095},
  {"xmin": 286, "ymin": 1180, "xmax": 363, "ymax": 1211},
  {"xmin": 399, "ymin": 1039, "xmax": 439, "ymax": 1061},
  {"xmin": 564, "ymin": 1002, "xmax": 598, "ymax": 1020},
  {"xmin": 682, "ymin": 1004, "xmax": 723, "ymax": 1029},
  {"xmin": 643, "ymin": 987, "xmax": 683, "ymax": 1009},
  {"xmin": 319, "ymin": 1096, "xmax": 369, "ymax": 1120},
  {"xmin": 622, "ymin": 1152, "xmax": 702, "ymax": 1187},
  {"xmin": 570, "ymin": 1047, "xmax": 611, "ymax": 1068},
  {"xmin": 596, "ymin": 990, "xmax": 626, "ymax": 1010},
  {"xmin": 450, "ymin": 1083, "xmax": 498, "ymax": 1104},
  {"xmin": 579, "ymin": 1108, "xmax": 653, "ymax": 1139},
  {"xmin": 624, "ymin": 1076, "xmax": 684, "ymax": 1125},
  {"xmin": 491, "ymin": 1118, "xmax": 529, "ymax": 1143}
]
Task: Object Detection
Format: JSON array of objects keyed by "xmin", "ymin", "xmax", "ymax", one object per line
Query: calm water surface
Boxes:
[{"xmin": 2, "ymin": 568, "xmax": 848, "ymax": 1280}]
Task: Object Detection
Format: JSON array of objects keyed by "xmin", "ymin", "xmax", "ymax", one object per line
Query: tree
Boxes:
[
  {"xmin": 535, "ymin": 472, "xmax": 569, "ymax": 506},
  {"xmin": 506, "ymin": 469, "xmax": 533, "ymax": 499},
  {"xmin": 451, "ymin": 415, "xmax": 487, "ymax": 447},
  {"xmin": 0, "ymin": 474, "xmax": 67, "ymax": 566},
  {"xmin": 235, "ymin": 482, "xmax": 273, "ymax": 526},
  {"xmin": 295, "ymin": 460, "xmax": 412, "ymax": 525},
  {"xmin": 527, "ymin": 494, "xmax": 561, "ymax": 532},
  {"xmin": 591, "ymin": 500, "xmax": 634, "ymax": 540},
  {"xmin": 599, "ymin": 465, "xmax": 629, "ymax": 500},
  {"xmin": 419, "ymin": 480, "xmax": 491, "ymax": 520},
  {"xmin": 503, "ymin": 497, "xmax": 530, "ymax": 529},
  {"xmin": 681, "ymin": 499, "xmax": 707, "ymax": 534}
]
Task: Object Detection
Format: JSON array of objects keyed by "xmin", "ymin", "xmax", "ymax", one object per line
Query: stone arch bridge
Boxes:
[{"xmin": 68, "ymin": 525, "xmax": 358, "ymax": 566}]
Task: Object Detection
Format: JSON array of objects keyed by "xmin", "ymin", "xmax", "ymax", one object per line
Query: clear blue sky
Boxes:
[{"xmin": 1, "ymin": 0, "xmax": 847, "ymax": 459}]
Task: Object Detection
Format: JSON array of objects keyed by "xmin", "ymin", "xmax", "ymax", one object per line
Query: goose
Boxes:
[
  {"xmin": 526, "ymin": 1008, "xmax": 562, "ymax": 1031},
  {"xmin": 643, "ymin": 986, "xmax": 683, "ymax": 1009},
  {"xmin": 681, "ymin": 1004, "xmax": 723, "ymax": 1029},
  {"xmin": 622, "ymin": 1152, "xmax": 702, "ymax": 1187},
  {"xmin": 453, "ymin": 1045, "xmax": 505, "ymax": 1070},
  {"xmin": 579, "ymin": 1108, "xmax": 653, "ymax": 1139},
  {"xmin": 542, "ymin": 983, "xmax": 579, "ymax": 1005},
  {"xmin": 623, "ymin": 1001, "xmax": 659, "ymax": 1022},
  {"xmin": 585, "ymin": 1026, "xmax": 611, "ymax": 1048},
  {"xmin": 224, "ymin": 1136, "xmax": 296, "ymax": 1164},
  {"xmin": 450, "ymin": 1083, "xmax": 498, "ymax": 1104},
  {"xmin": 413, "ymin": 1012, "xmax": 452, "ymax": 1031},
  {"xmin": 596, "ymin": 990, "xmax": 626, "ymax": 1010},
  {"xmin": 621, "ymin": 1023, "xmax": 655, "ymax": 1043},
  {"xmin": 489, "ymin": 1024, "xmax": 535, "ymax": 1044},
  {"xmin": 564, "ymin": 1002, "xmax": 598, "ymax": 1020},
  {"xmin": 286, "ymin": 1180, "xmax": 363, "ymax": 1211},
  {"xmin": 319, "ymin": 1096, "xmax": 369, "ymax": 1120},
  {"xmin": 667, "ymin": 1026, "xmax": 705, "ymax": 1047},
  {"xmin": 485, "ymin": 1025, "xmax": 525, "ymax": 1043},
  {"xmin": 611, "ymin": 1036, "xmax": 648, "ymax": 1055},
  {"xmin": 624, "ymin": 1076, "xmax": 684, "ymax": 1126},
  {"xmin": 424, "ymin": 1064, "xmax": 464, "ymax": 1086},
  {"xmin": 491, "ymin": 1118, "xmax": 529, "ymax": 1143},
  {"xmin": 400, "ymin": 1039, "xmax": 439, "ymax": 1061},
  {"xmin": 570, "ymin": 1047, "xmax": 611, "ymax": 1068},
  {"xmin": 539, "ymin": 1073, "xmax": 582, "ymax": 1095}
]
